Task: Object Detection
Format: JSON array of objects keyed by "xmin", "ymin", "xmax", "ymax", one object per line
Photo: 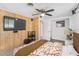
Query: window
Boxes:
[
  {"xmin": 3, "ymin": 16, "xmax": 26, "ymax": 31},
  {"xmin": 3, "ymin": 16, "xmax": 15, "ymax": 31}
]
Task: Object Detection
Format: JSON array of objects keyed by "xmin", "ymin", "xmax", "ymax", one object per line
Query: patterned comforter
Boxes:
[{"xmin": 29, "ymin": 42, "xmax": 63, "ymax": 56}]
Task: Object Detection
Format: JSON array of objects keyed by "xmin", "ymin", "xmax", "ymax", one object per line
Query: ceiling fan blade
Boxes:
[
  {"xmin": 35, "ymin": 9, "xmax": 41, "ymax": 12},
  {"xmin": 46, "ymin": 13, "xmax": 52, "ymax": 16},
  {"xmin": 46, "ymin": 9, "xmax": 54, "ymax": 12},
  {"xmin": 32, "ymin": 13, "xmax": 39, "ymax": 16}
]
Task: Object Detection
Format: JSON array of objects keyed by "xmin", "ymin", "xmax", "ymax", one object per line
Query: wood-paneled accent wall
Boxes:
[
  {"xmin": 32, "ymin": 17, "xmax": 40, "ymax": 40},
  {"xmin": 0, "ymin": 9, "xmax": 39, "ymax": 52}
]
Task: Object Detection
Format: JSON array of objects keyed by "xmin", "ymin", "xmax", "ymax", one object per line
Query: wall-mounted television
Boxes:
[
  {"xmin": 15, "ymin": 19, "xmax": 26, "ymax": 30},
  {"xmin": 3, "ymin": 16, "xmax": 26, "ymax": 31}
]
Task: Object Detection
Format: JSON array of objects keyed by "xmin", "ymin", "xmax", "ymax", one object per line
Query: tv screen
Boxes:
[
  {"xmin": 3, "ymin": 16, "xmax": 26, "ymax": 31},
  {"xmin": 15, "ymin": 19, "xmax": 26, "ymax": 30}
]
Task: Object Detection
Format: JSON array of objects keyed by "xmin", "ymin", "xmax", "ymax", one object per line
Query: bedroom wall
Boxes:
[
  {"xmin": 69, "ymin": 8, "xmax": 79, "ymax": 33},
  {"xmin": 0, "ymin": 9, "xmax": 39, "ymax": 52},
  {"xmin": 51, "ymin": 18, "xmax": 69, "ymax": 41},
  {"xmin": 74, "ymin": 13, "xmax": 79, "ymax": 33},
  {"xmin": 51, "ymin": 17, "xmax": 70, "ymax": 41},
  {"xmin": 40, "ymin": 17, "xmax": 67, "ymax": 40},
  {"xmin": 40, "ymin": 17, "xmax": 70, "ymax": 41},
  {"xmin": 69, "ymin": 15, "xmax": 76, "ymax": 30},
  {"xmin": 32, "ymin": 17, "xmax": 40, "ymax": 40}
]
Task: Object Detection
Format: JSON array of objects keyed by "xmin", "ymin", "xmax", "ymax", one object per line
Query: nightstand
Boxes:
[{"xmin": 24, "ymin": 31, "xmax": 36, "ymax": 44}]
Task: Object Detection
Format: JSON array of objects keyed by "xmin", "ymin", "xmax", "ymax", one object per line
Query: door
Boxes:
[{"xmin": 40, "ymin": 20, "xmax": 51, "ymax": 40}]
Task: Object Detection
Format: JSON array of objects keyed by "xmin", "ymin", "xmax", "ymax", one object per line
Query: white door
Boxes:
[
  {"xmin": 40, "ymin": 20, "xmax": 51, "ymax": 40},
  {"xmin": 51, "ymin": 19, "xmax": 69, "ymax": 41}
]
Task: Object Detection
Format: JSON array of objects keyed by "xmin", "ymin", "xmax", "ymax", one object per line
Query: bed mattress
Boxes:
[{"xmin": 13, "ymin": 40, "xmax": 78, "ymax": 56}]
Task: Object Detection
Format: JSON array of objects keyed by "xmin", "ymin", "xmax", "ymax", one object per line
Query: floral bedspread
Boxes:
[{"xmin": 29, "ymin": 42, "xmax": 63, "ymax": 56}]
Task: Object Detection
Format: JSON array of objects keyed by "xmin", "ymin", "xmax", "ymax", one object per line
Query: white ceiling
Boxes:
[{"xmin": 0, "ymin": 3, "xmax": 77, "ymax": 18}]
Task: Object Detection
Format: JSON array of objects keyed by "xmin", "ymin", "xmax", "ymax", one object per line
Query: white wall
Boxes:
[
  {"xmin": 69, "ymin": 8, "xmax": 79, "ymax": 33},
  {"xmin": 40, "ymin": 13, "xmax": 79, "ymax": 41},
  {"xmin": 75, "ymin": 13, "xmax": 79, "ymax": 32},
  {"xmin": 69, "ymin": 15, "xmax": 77, "ymax": 31},
  {"xmin": 51, "ymin": 20, "xmax": 65, "ymax": 41},
  {"xmin": 40, "ymin": 17, "xmax": 70, "ymax": 41},
  {"xmin": 51, "ymin": 18, "xmax": 69, "ymax": 41}
]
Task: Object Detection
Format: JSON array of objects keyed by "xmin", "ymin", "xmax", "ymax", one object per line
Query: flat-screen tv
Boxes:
[
  {"xmin": 3, "ymin": 16, "xmax": 26, "ymax": 31},
  {"xmin": 15, "ymin": 19, "xmax": 26, "ymax": 30}
]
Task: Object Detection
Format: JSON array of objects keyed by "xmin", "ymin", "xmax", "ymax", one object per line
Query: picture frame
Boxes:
[{"xmin": 56, "ymin": 20, "xmax": 65, "ymax": 27}]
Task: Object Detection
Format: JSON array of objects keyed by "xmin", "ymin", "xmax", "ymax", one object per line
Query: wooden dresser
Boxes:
[{"xmin": 73, "ymin": 32, "xmax": 79, "ymax": 53}]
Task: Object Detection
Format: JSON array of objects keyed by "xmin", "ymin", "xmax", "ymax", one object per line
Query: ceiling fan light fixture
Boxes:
[{"xmin": 41, "ymin": 13, "xmax": 45, "ymax": 16}]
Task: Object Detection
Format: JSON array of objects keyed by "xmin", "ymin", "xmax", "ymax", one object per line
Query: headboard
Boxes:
[{"xmin": 73, "ymin": 32, "xmax": 79, "ymax": 53}]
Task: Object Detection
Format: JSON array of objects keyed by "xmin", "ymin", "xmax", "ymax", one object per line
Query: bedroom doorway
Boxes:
[{"xmin": 40, "ymin": 19, "xmax": 51, "ymax": 40}]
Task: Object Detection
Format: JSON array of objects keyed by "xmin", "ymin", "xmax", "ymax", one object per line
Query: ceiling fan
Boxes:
[{"xmin": 32, "ymin": 8, "xmax": 54, "ymax": 16}]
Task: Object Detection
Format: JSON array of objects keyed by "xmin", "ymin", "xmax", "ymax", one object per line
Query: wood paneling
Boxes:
[
  {"xmin": 32, "ymin": 17, "xmax": 39, "ymax": 40},
  {"xmin": 0, "ymin": 9, "xmax": 39, "ymax": 52},
  {"xmin": 73, "ymin": 32, "xmax": 79, "ymax": 53}
]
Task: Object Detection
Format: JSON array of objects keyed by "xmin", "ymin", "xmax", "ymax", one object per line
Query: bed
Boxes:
[{"xmin": 13, "ymin": 39, "xmax": 78, "ymax": 56}]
